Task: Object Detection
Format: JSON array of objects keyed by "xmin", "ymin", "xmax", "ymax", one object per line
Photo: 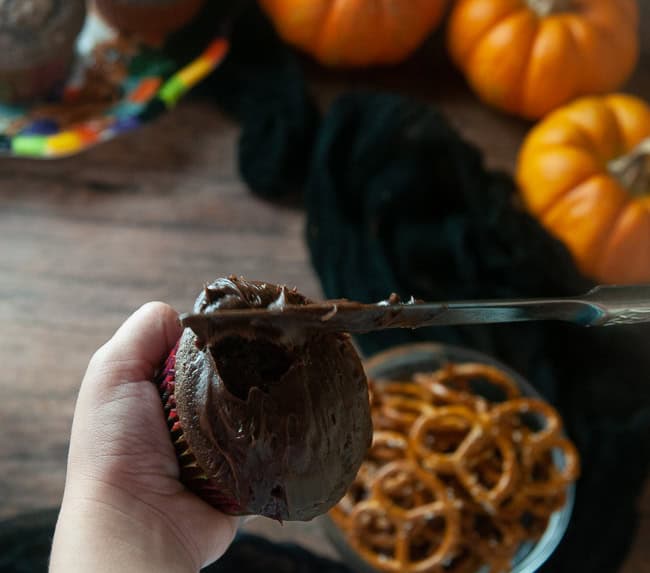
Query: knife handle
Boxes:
[{"xmin": 585, "ymin": 285, "xmax": 650, "ymax": 326}]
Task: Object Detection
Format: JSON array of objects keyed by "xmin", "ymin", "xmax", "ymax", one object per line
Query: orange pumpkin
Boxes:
[
  {"xmin": 517, "ymin": 94, "xmax": 650, "ymax": 284},
  {"xmin": 258, "ymin": 0, "xmax": 448, "ymax": 67},
  {"xmin": 447, "ymin": 0, "xmax": 639, "ymax": 119}
]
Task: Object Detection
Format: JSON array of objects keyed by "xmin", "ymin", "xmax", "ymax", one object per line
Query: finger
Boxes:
[{"xmin": 86, "ymin": 302, "xmax": 182, "ymax": 389}]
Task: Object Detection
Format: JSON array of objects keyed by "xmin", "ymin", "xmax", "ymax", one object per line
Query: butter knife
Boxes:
[{"xmin": 181, "ymin": 284, "xmax": 650, "ymax": 336}]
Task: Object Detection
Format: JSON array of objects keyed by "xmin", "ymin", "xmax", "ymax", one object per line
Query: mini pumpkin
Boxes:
[
  {"xmin": 258, "ymin": 0, "xmax": 448, "ymax": 67},
  {"xmin": 517, "ymin": 94, "xmax": 650, "ymax": 284},
  {"xmin": 447, "ymin": 0, "xmax": 639, "ymax": 119}
]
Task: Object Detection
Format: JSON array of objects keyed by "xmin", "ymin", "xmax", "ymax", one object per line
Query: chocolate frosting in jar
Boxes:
[{"xmin": 174, "ymin": 277, "xmax": 373, "ymax": 521}]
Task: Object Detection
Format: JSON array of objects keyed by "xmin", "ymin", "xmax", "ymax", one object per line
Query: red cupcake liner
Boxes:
[{"xmin": 155, "ymin": 341, "xmax": 243, "ymax": 514}]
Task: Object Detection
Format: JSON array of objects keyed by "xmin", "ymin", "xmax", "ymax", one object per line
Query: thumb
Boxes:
[
  {"xmin": 68, "ymin": 302, "xmax": 183, "ymax": 479},
  {"xmin": 84, "ymin": 301, "xmax": 183, "ymax": 394}
]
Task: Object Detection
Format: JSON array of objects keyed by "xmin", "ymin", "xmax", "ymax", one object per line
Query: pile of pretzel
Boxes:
[{"xmin": 330, "ymin": 363, "xmax": 580, "ymax": 573}]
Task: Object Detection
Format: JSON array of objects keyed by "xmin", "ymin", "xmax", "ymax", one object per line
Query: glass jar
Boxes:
[{"xmin": 322, "ymin": 342, "xmax": 575, "ymax": 573}]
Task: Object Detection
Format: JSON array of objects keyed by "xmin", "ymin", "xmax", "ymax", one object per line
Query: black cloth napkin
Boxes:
[
  {"xmin": 201, "ymin": 0, "xmax": 319, "ymax": 200},
  {"xmin": 0, "ymin": 510, "xmax": 59, "ymax": 573},
  {"xmin": 202, "ymin": 4, "xmax": 650, "ymax": 572},
  {"xmin": 0, "ymin": 510, "xmax": 351, "ymax": 573},
  {"xmin": 205, "ymin": 533, "xmax": 351, "ymax": 573}
]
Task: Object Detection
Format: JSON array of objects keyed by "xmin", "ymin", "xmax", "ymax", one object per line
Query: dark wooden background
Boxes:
[{"xmin": 1, "ymin": 4, "xmax": 649, "ymax": 571}]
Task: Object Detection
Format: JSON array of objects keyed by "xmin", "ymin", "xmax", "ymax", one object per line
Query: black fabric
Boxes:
[
  {"xmin": 0, "ymin": 510, "xmax": 59, "ymax": 573},
  {"xmin": 0, "ymin": 512, "xmax": 351, "ymax": 573},
  {"xmin": 305, "ymin": 93, "xmax": 587, "ymax": 371},
  {"xmin": 204, "ymin": 533, "xmax": 352, "ymax": 573},
  {"xmin": 202, "ymin": 2, "xmax": 320, "ymax": 199},
  {"xmin": 304, "ymin": 93, "xmax": 650, "ymax": 573}
]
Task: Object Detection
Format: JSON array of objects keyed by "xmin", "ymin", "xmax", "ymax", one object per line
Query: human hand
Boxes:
[{"xmin": 50, "ymin": 303, "xmax": 238, "ymax": 573}]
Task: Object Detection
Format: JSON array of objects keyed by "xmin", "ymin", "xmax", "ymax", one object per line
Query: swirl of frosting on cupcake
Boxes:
[{"xmin": 174, "ymin": 277, "xmax": 373, "ymax": 521}]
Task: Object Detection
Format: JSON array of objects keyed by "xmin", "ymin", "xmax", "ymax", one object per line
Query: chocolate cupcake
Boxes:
[
  {"xmin": 0, "ymin": 0, "xmax": 86, "ymax": 103},
  {"xmin": 94, "ymin": 0, "xmax": 205, "ymax": 44},
  {"xmin": 157, "ymin": 277, "xmax": 373, "ymax": 522}
]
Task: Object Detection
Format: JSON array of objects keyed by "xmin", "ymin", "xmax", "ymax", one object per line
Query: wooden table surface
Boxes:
[{"xmin": 2, "ymin": 5, "xmax": 649, "ymax": 572}]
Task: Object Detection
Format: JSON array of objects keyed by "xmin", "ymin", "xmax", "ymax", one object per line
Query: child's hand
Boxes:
[{"xmin": 50, "ymin": 302, "xmax": 238, "ymax": 573}]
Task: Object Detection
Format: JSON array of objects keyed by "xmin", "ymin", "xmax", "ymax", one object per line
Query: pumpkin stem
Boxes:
[
  {"xmin": 608, "ymin": 138, "xmax": 650, "ymax": 198},
  {"xmin": 526, "ymin": 0, "xmax": 573, "ymax": 16}
]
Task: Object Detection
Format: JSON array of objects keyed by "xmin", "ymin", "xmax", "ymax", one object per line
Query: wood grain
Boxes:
[
  {"xmin": 1, "ymin": 4, "xmax": 649, "ymax": 571},
  {"xmin": 0, "ymin": 102, "xmax": 321, "ymax": 521}
]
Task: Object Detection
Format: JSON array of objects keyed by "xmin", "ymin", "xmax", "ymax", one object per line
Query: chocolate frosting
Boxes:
[{"xmin": 175, "ymin": 277, "xmax": 372, "ymax": 521}]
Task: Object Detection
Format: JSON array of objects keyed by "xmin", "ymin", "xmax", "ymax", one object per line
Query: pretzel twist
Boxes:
[
  {"xmin": 349, "ymin": 461, "xmax": 461, "ymax": 573},
  {"xmin": 332, "ymin": 361, "xmax": 580, "ymax": 573}
]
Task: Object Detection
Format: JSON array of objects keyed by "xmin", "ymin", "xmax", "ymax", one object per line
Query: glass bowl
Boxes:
[{"xmin": 322, "ymin": 342, "xmax": 575, "ymax": 573}]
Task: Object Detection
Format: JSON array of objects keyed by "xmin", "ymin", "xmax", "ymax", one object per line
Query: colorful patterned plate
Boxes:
[{"xmin": 0, "ymin": 13, "xmax": 228, "ymax": 159}]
